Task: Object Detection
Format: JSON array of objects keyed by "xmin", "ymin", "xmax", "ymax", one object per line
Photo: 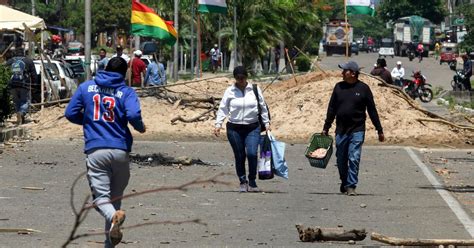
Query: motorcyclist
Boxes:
[
  {"xmin": 409, "ymin": 70, "xmax": 426, "ymax": 96},
  {"xmin": 391, "ymin": 61, "xmax": 405, "ymax": 87}
]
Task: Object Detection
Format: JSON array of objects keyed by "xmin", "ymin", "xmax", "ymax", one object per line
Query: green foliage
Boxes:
[
  {"xmin": 349, "ymin": 15, "xmax": 391, "ymax": 40},
  {"xmin": 378, "ymin": 0, "xmax": 447, "ymax": 24},
  {"xmin": 0, "ymin": 65, "xmax": 13, "ymax": 123},
  {"xmin": 432, "ymin": 86, "xmax": 444, "ymax": 97},
  {"xmin": 295, "ymin": 56, "xmax": 311, "ymax": 72},
  {"xmin": 458, "ymin": 4, "xmax": 474, "ymax": 52}
]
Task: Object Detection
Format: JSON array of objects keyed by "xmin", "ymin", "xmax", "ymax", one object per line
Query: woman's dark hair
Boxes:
[
  {"xmin": 376, "ymin": 58, "xmax": 387, "ymax": 67},
  {"xmin": 105, "ymin": 57, "xmax": 128, "ymax": 78},
  {"xmin": 233, "ymin": 66, "xmax": 248, "ymax": 78}
]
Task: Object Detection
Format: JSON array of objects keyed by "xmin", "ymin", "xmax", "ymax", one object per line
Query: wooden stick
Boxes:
[
  {"xmin": 296, "ymin": 225, "xmax": 366, "ymax": 242},
  {"xmin": 416, "ymin": 118, "xmax": 474, "ymax": 132},
  {"xmin": 170, "ymin": 108, "xmax": 215, "ymax": 124},
  {"xmin": 371, "ymin": 232, "xmax": 474, "ymax": 246},
  {"xmin": 285, "ymin": 48, "xmax": 298, "ymax": 85},
  {"xmin": 0, "ymin": 228, "xmax": 41, "ymax": 233},
  {"xmin": 293, "ymin": 46, "xmax": 328, "ymax": 75},
  {"xmin": 31, "ymin": 98, "xmax": 71, "ymax": 107}
]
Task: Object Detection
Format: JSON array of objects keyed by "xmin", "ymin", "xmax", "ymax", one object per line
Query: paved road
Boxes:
[
  {"xmin": 318, "ymin": 52, "xmax": 458, "ymax": 90},
  {"xmin": 0, "ymin": 139, "xmax": 472, "ymax": 247}
]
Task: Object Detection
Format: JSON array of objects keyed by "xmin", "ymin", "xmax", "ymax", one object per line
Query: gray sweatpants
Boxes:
[{"xmin": 86, "ymin": 149, "xmax": 130, "ymax": 248}]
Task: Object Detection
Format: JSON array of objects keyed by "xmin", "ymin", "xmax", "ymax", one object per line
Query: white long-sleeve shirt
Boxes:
[
  {"xmin": 215, "ymin": 83, "xmax": 270, "ymax": 128},
  {"xmin": 391, "ymin": 67, "xmax": 405, "ymax": 78}
]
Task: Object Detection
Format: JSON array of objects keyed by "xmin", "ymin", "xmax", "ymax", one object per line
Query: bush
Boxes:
[
  {"xmin": 0, "ymin": 64, "xmax": 13, "ymax": 124},
  {"xmin": 295, "ymin": 56, "xmax": 311, "ymax": 72}
]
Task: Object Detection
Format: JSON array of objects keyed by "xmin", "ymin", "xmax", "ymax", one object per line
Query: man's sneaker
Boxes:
[
  {"xmin": 109, "ymin": 210, "xmax": 126, "ymax": 245},
  {"xmin": 346, "ymin": 187, "xmax": 357, "ymax": 196},
  {"xmin": 340, "ymin": 184, "xmax": 347, "ymax": 194},
  {"xmin": 247, "ymin": 186, "xmax": 260, "ymax": 192},
  {"xmin": 239, "ymin": 183, "xmax": 248, "ymax": 192}
]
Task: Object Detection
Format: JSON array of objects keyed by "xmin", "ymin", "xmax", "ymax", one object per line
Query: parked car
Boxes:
[
  {"xmin": 378, "ymin": 38, "xmax": 394, "ymax": 58},
  {"xmin": 439, "ymin": 42, "xmax": 457, "ymax": 65},
  {"xmin": 33, "ymin": 59, "xmax": 79, "ymax": 101}
]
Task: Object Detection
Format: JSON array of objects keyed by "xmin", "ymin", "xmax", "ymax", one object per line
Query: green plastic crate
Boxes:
[{"xmin": 304, "ymin": 133, "xmax": 333, "ymax": 169}]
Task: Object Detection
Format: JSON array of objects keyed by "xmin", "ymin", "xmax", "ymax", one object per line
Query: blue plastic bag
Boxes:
[{"xmin": 268, "ymin": 132, "xmax": 288, "ymax": 179}]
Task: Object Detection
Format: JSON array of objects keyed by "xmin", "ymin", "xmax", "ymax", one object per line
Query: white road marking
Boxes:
[{"xmin": 405, "ymin": 147, "xmax": 474, "ymax": 237}]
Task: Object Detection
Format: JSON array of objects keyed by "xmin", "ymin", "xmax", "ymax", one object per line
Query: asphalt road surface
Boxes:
[{"xmin": 0, "ymin": 139, "xmax": 472, "ymax": 247}]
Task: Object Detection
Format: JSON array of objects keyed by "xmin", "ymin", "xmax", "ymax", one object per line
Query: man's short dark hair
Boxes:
[
  {"xmin": 233, "ymin": 66, "xmax": 248, "ymax": 78},
  {"xmin": 105, "ymin": 57, "xmax": 127, "ymax": 78},
  {"xmin": 376, "ymin": 58, "xmax": 387, "ymax": 67},
  {"xmin": 100, "ymin": 48, "xmax": 106, "ymax": 53}
]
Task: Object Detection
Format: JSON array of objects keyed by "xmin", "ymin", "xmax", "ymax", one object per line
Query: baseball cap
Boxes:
[
  {"xmin": 134, "ymin": 50, "xmax": 143, "ymax": 56},
  {"xmin": 214, "ymin": 44, "xmax": 218, "ymax": 47},
  {"xmin": 338, "ymin": 61, "xmax": 360, "ymax": 72},
  {"xmin": 396, "ymin": 61, "xmax": 402, "ymax": 65}
]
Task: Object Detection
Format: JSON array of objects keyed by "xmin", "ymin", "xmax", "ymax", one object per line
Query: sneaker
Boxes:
[
  {"xmin": 340, "ymin": 184, "xmax": 347, "ymax": 194},
  {"xmin": 346, "ymin": 187, "xmax": 357, "ymax": 196},
  {"xmin": 247, "ymin": 186, "xmax": 260, "ymax": 192},
  {"xmin": 109, "ymin": 210, "xmax": 126, "ymax": 245},
  {"xmin": 239, "ymin": 183, "xmax": 248, "ymax": 192}
]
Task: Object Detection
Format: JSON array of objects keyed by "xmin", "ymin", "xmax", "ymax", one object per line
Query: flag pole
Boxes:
[
  {"xmin": 190, "ymin": 1, "xmax": 195, "ymax": 78},
  {"xmin": 344, "ymin": 0, "xmax": 349, "ymax": 58},
  {"xmin": 197, "ymin": 1, "xmax": 202, "ymax": 78}
]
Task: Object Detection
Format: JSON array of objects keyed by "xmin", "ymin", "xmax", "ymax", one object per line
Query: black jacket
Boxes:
[{"xmin": 323, "ymin": 80, "xmax": 383, "ymax": 135}]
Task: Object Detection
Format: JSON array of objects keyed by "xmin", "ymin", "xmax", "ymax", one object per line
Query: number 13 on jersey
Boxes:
[{"xmin": 93, "ymin": 94, "xmax": 116, "ymax": 122}]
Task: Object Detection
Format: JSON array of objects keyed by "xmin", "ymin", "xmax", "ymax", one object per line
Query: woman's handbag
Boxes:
[
  {"xmin": 258, "ymin": 134, "xmax": 274, "ymax": 180},
  {"xmin": 267, "ymin": 132, "xmax": 288, "ymax": 179},
  {"xmin": 252, "ymin": 84, "xmax": 270, "ymax": 132}
]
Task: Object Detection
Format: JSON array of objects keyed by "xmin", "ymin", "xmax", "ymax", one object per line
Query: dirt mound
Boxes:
[{"xmin": 25, "ymin": 71, "xmax": 473, "ymax": 147}]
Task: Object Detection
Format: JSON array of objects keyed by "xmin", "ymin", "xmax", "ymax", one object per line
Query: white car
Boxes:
[
  {"xmin": 34, "ymin": 59, "xmax": 78, "ymax": 101},
  {"xmin": 378, "ymin": 38, "xmax": 395, "ymax": 58}
]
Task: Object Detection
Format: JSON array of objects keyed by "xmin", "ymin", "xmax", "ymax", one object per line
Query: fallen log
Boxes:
[
  {"xmin": 170, "ymin": 108, "xmax": 215, "ymax": 124},
  {"xmin": 371, "ymin": 232, "xmax": 474, "ymax": 246},
  {"xmin": 295, "ymin": 224, "xmax": 366, "ymax": 242}
]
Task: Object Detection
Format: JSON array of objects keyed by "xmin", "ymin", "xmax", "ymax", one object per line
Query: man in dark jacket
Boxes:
[
  {"xmin": 6, "ymin": 48, "xmax": 37, "ymax": 125},
  {"xmin": 65, "ymin": 57, "xmax": 146, "ymax": 247},
  {"xmin": 370, "ymin": 58, "xmax": 394, "ymax": 85},
  {"xmin": 323, "ymin": 61, "xmax": 385, "ymax": 196},
  {"xmin": 462, "ymin": 54, "xmax": 473, "ymax": 91}
]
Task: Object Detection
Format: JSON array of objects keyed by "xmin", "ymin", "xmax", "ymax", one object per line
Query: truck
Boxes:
[
  {"xmin": 393, "ymin": 15, "xmax": 433, "ymax": 57},
  {"xmin": 323, "ymin": 20, "xmax": 353, "ymax": 57}
]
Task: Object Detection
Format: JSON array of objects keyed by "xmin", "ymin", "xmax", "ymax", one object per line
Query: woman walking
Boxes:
[{"xmin": 214, "ymin": 66, "xmax": 271, "ymax": 192}]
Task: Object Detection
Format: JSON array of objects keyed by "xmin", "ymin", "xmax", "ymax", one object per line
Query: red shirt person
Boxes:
[{"xmin": 129, "ymin": 50, "xmax": 146, "ymax": 87}]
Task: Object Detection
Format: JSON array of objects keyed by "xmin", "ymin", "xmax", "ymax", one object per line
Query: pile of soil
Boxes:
[{"xmin": 25, "ymin": 71, "xmax": 474, "ymax": 147}]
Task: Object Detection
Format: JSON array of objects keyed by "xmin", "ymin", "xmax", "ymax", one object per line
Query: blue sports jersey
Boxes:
[{"xmin": 65, "ymin": 71, "xmax": 145, "ymax": 153}]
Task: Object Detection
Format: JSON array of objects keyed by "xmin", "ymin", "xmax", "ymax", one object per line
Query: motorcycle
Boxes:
[
  {"xmin": 407, "ymin": 49, "xmax": 415, "ymax": 61},
  {"xmin": 451, "ymin": 69, "xmax": 466, "ymax": 91},
  {"xmin": 402, "ymin": 71, "xmax": 433, "ymax": 102}
]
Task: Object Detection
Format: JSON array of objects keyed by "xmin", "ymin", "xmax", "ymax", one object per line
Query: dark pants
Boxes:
[
  {"xmin": 226, "ymin": 122, "xmax": 260, "ymax": 186},
  {"xmin": 335, "ymin": 131, "xmax": 365, "ymax": 189},
  {"xmin": 10, "ymin": 87, "xmax": 30, "ymax": 115},
  {"xmin": 463, "ymin": 76, "xmax": 472, "ymax": 91}
]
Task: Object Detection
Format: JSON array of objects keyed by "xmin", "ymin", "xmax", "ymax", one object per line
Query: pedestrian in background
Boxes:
[
  {"xmin": 434, "ymin": 41, "xmax": 441, "ymax": 60},
  {"xmin": 371, "ymin": 58, "xmax": 394, "ymax": 85},
  {"xmin": 5, "ymin": 47, "xmax": 37, "ymax": 125},
  {"xmin": 129, "ymin": 50, "xmax": 146, "ymax": 87},
  {"xmin": 214, "ymin": 66, "xmax": 271, "ymax": 192},
  {"xmin": 390, "ymin": 61, "xmax": 405, "ymax": 87},
  {"xmin": 65, "ymin": 57, "xmax": 146, "ymax": 247},
  {"xmin": 323, "ymin": 61, "xmax": 385, "ymax": 196},
  {"xmin": 462, "ymin": 54, "xmax": 473, "ymax": 91},
  {"xmin": 144, "ymin": 54, "xmax": 167, "ymax": 86},
  {"xmin": 97, "ymin": 48, "xmax": 109, "ymax": 72},
  {"xmin": 210, "ymin": 44, "xmax": 221, "ymax": 73},
  {"xmin": 112, "ymin": 45, "xmax": 130, "ymax": 63}
]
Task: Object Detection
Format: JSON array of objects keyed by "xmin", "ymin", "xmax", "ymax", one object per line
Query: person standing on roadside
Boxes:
[
  {"xmin": 65, "ymin": 57, "xmax": 146, "ymax": 247},
  {"xmin": 322, "ymin": 61, "xmax": 385, "ymax": 196},
  {"xmin": 129, "ymin": 50, "xmax": 146, "ymax": 87},
  {"xmin": 214, "ymin": 66, "xmax": 271, "ymax": 193},
  {"xmin": 97, "ymin": 49, "xmax": 109, "ymax": 72},
  {"xmin": 210, "ymin": 44, "xmax": 221, "ymax": 73},
  {"xmin": 462, "ymin": 54, "xmax": 473, "ymax": 91},
  {"xmin": 112, "ymin": 45, "xmax": 130, "ymax": 63},
  {"xmin": 144, "ymin": 54, "xmax": 167, "ymax": 86},
  {"xmin": 6, "ymin": 47, "xmax": 37, "ymax": 125},
  {"xmin": 371, "ymin": 58, "xmax": 394, "ymax": 85}
]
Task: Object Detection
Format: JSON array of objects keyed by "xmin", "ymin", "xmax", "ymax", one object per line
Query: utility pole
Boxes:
[
  {"xmin": 233, "ymin": 4, "xmax": 237, "ymax": 69},
  {"xmin": 85, "ymin": 0, "xmax": 91, "ymax": 80},
  {"xmin": 190, "ymin": 1, "xmax": 195, "ymax": 78},
  {"xmin": 173, "ymin": 0, "xmax": 179, "ymax": 81},
  {"xmin": 31, "ymin": 0, "xmax": 35, "ymax": 15}
]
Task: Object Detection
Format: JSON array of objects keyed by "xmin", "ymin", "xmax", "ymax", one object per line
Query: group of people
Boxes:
[
  {"xmin": 63, "ymin": 56, "xmax": 383, "ymax": 246},
  {"xmin": 99, "ymin": 45, "xmax": 167, "ymax": 87}
]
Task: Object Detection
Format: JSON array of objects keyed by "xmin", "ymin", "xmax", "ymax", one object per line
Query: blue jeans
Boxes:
[
  {"xmin": 226, "ymin": 123, "xmax": 260, "ymax": 187},
  {"xmin": 10, "ymin": 87, "xmax": 30, "ymax": 115},
  {"xmin": 335, "ymin": 131, "xmax": 365, "ymax": 189}
]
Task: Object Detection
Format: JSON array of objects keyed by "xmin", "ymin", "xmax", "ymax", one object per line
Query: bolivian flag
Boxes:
[{"xmin": 131, "ymin": 0, "xmax": 178, "ymax": 46}]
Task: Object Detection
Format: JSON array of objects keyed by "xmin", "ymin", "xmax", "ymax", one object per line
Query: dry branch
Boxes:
[
  {"xmin": 296, "ymin": 225, "xmax": 366, "ymax": 242},
  {"xmin": 171, "ymin": 107, "xmax": 216, "ymax": 124},
  {"xmin": 416, "ymin": 118, "xmax": 474, "ymax": 132},
  {"xmin": 371, "ymin": 232, "xmax": 474, "ymax": 246}
]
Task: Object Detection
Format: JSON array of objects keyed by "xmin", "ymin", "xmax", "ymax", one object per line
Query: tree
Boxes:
[
  {"xmin": 378, "ymin": 0, "xmax": 447, "ymax": 24},
  {"xmin": 349, "ymin": 15, "xmax": 391, "ymax": 40},
  {"xmin": 458, "ymin": 4, "xmax": 474, "ymax": 52}
]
